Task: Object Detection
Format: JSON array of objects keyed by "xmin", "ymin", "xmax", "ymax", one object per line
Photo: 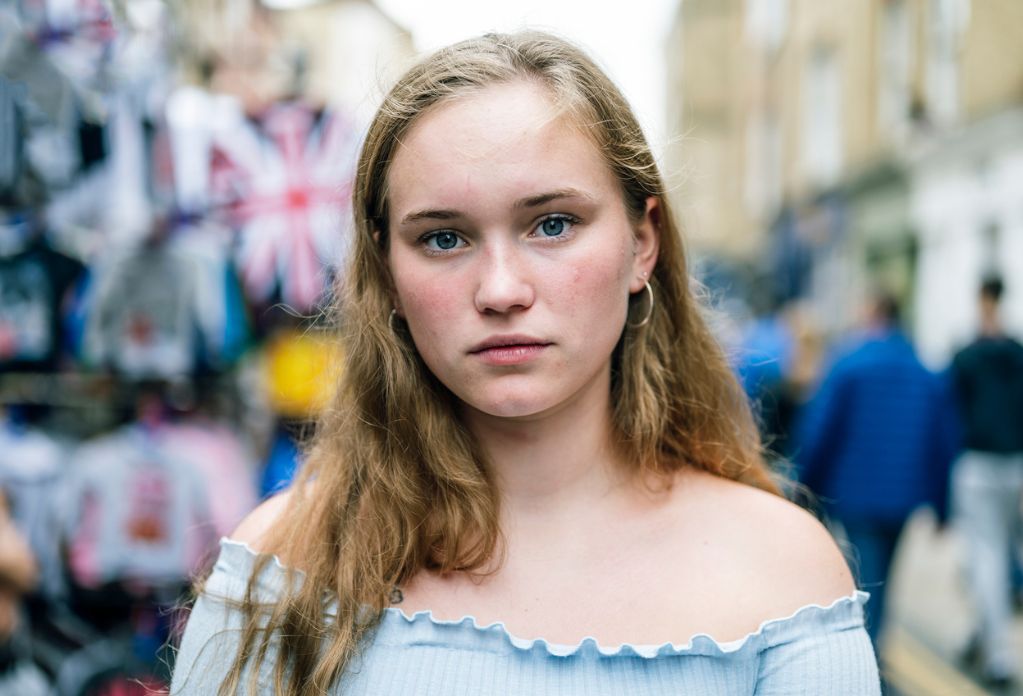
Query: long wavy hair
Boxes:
[{"xmin": 214, "ymin": 30, "xmax": 777, "ymax": 695}]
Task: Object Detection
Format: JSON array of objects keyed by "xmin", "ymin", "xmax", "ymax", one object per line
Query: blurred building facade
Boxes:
[{"xmin": 666, "ymin": 0, "xmax": 1023, "ymax": 358}]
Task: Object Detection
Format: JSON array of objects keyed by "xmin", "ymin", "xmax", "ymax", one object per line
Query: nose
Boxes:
[{"xmin": 473, "ymin": 242, "xmax": 535, "ymax": 315}]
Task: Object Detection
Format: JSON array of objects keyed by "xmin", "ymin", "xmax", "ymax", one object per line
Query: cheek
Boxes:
[
  {"xmin": 393, "ymin": 271, "xmax": 466, "ymax": 358},
  {"xmin": 391, "ymin": 248, "xmax": 453, "ymax": 319},
  {"xmin": 561, "ymin": 244, "xmax": 632, "ymax": 320},
  {"xmin": 402, "ymin": 286, "xmax": 458, "ymax": 329}
]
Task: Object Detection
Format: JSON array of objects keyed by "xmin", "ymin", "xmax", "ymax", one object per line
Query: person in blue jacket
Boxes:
[{"xmin": 796, "ymin": 292, "xmax": 959, "ymax": 647}]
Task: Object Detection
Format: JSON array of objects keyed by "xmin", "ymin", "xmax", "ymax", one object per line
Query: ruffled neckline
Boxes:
[{"xmin": 214, "ymin": 538, "xmax": 869, "ymax": 660}]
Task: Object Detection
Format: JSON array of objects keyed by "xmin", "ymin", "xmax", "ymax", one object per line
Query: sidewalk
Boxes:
[{"xmin": 881, "ymin": 510, "xmax": 1023, "ymax": 695}]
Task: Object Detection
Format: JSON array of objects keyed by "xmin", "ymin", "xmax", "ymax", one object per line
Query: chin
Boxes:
[{"xmin": 464, "ymin": 390, "xmax": 556, "ymax": 420}]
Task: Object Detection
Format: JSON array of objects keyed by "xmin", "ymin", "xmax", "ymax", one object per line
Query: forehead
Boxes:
[{"xmin": 386, "ymin": 81, "xmax": 618, "ymax": 218}]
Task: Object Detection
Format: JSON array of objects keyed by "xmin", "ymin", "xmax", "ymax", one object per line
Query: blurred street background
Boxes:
[{"xmin": 1, "ymin": 0, "xmax": 1021, "ymax": 694}]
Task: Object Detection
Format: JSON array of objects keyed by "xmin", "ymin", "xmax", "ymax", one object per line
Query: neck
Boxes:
[
  {"xmin": 980, "ymin": 310, "xmax": 1002, "ymax": 337},
  {"xmin": 865, "ymin": 319, "xmax": 896, "ymax": 337},
  {"xmin": 463, "ymin": 367, "xmax": 628, "ymax": 528}
]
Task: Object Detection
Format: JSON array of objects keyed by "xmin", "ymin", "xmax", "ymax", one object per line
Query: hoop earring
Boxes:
[
  {"xmin": 627, "ymin": 281, "xmax": 654, "ymax": 329},
  {"xmin": 389, "ymin": 309, "xmax": 401, "ymax": 332}
]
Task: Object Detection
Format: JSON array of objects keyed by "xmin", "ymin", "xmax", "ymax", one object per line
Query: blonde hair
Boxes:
[{"xmin": 215, "ymin": 30, "xmax": 776, "ymax": 695}]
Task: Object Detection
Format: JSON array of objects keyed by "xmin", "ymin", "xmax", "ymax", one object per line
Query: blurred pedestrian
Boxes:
[
  {"xmin": 949, "ymin": 274, "xmax": 1023, "ymax": 689},
  {"xmin": 796, "ymin": 292, "xmax": 958, "ymax": 648},
  {"xmin": 733, "ymin": 288, "xmax": 796, "ymax": 459}
]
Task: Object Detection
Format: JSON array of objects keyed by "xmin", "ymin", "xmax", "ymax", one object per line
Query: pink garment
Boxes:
[{"xmin": 154, "ymin": 419, "xmax": 258, "ymax": 568}]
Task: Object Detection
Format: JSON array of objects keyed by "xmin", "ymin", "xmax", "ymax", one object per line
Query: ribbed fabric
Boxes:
[{"xmin": 171, "ymin": 539, "xmax": 881, "ymax": 695}]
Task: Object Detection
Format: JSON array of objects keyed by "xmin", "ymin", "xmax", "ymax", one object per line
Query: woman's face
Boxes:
[{"xmin": 385, "ymin": 80, "xmax": 658, "ymax": 421}]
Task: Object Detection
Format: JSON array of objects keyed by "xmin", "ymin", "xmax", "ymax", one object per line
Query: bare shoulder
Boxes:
[
  {"xmin": 229, "ymin": 488, "xmax": 293, "ymax": 553},
  {"xmin": 673, "ymin": 470, "xmax": 855, "ymax": 615}
]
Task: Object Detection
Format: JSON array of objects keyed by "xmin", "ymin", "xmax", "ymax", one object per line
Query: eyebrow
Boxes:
[
  {"xmin": 514, "ymin": 188, "xmax": 593, "ymax": 209},
  {"xmin": 400, "ymin": 208, "xmax": 461, "ymax": 225},
  {"xmin": 398, "ymin": 188, "xmax": 592, "ymax": 226}
]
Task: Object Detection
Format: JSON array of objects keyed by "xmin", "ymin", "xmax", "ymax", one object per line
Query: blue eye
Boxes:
[
  {"xmin": 424, "ymin": 231, "xmax": 463, "ymax": 251},
  {"xmin": 538, "ymin": 216, "xmax": 570, "ymax": 237}
]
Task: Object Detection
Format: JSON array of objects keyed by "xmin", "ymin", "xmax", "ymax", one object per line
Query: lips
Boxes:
[
  {"xmin": 469, "ymin": 335, "xmax": 552, "ymax": 366},
  {"xmin": 468, "ymin": 334, "xmax": 552, "ymax": 353}
]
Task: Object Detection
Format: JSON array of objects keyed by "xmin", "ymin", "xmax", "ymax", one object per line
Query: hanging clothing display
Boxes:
[
  {"xmin": 80, "ymin": 231, "xmax": 247, "ymax": 377},
  {"xmin": 0, "ymin": 8, "xmax": 81, "ymax": 203},
  {"xmin": 153, "ymin": 418, "xmax": 258, "ymax": 540},
  {"xmin": 0, "ymin": 8, "xmax": 77, "ymax": 129},
  {"xmin": 0, "ymin": 74, "xmax": 25, "ymax": 199},
  {"xmin": 211, "ymin": 101, "xmax": 359, "ymax": 312},
  {"xmin": 169, "ymin": 220, "xmax": 250, "ymax": 369},
  {"xmin": 59, "ymin": 425, "xmax": 213, "ymax": 588},
  {"xmin": 80, "ymin": 243, "xmax": 201, "ymax": 377},
  {"xmin": 165, "ymin": 84, "xmax": 243, "ymax": 214},
  {"xmin": 18, "ymin": 0, "xmax": 116, "ymax": 92},
  {"xmin": 1, "ymin": 2, "xmax": 396, "ymax": 669},
  {"xmin": 0, "ymin": 224, "xmax": 86, "ymax": 372},
  {"xmin": 0, "ymin": 419, "xmax": 68, "ymax": 600}
]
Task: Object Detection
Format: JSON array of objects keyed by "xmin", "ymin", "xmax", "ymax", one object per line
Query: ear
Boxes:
[{"xmin": 629, "ymin": 196, "xmax": 661, "ymax": 293}]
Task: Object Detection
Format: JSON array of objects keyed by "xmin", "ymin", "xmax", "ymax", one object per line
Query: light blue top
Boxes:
[{"xmin": 171, "ymin": 539, "xmax": 881, "ymax": 695}]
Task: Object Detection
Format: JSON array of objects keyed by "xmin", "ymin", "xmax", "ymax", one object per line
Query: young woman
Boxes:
[{"xmin": 171, "ymin": 31, "xmax": 880, "ymax": 695}]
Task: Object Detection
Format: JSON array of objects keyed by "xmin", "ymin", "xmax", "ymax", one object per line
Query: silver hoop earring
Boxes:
[
  {"xmin": 389, "ymin": 309, "xmax": 401, "ymax": 332},
  {"xmin": 627, "ymin": 281, "xmax": 654, "ymax": 329}
]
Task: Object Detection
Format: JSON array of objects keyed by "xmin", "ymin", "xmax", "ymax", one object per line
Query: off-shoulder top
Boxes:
[{"xmin": 170, "ymin": 539, "xmax": 881, "ymax": 694}]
